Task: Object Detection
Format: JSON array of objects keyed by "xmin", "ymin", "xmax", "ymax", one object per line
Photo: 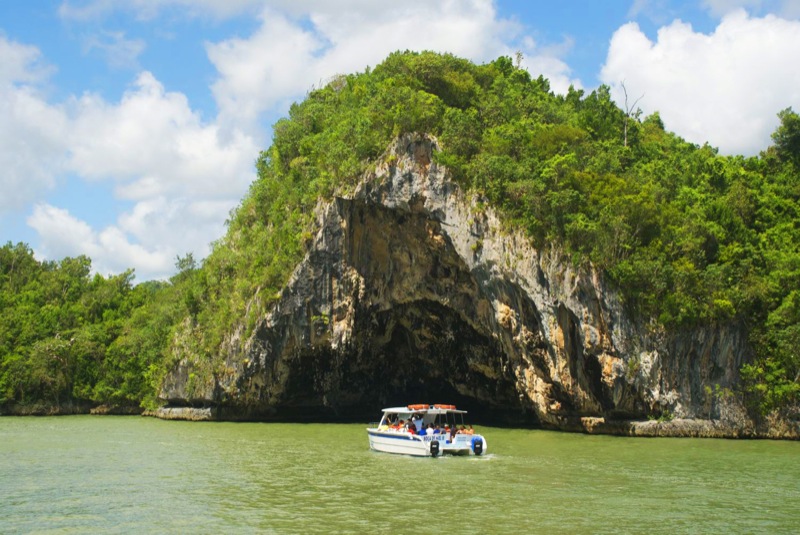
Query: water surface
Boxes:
[{"xmin": 1, "ymin": 416, "xmax": 798, "ymax": 533}]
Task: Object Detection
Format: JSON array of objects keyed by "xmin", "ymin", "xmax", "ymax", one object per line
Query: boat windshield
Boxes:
[{"xmin": 432, "ymin": 411, "xmax": 465, "ymax": 428}]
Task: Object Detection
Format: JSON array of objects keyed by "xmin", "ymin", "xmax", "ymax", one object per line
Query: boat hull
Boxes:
[{"xmin": 367, "ymin": 429, "xmax": 487, "ymax": 457}]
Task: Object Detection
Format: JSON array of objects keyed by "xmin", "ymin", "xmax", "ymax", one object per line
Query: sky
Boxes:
[{"xmin": 1, "ymin": 0, "xmax": 799, "ymax": 282}]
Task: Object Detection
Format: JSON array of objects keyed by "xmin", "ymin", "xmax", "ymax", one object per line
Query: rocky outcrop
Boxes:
[
  {"xmin": 144, "ymin": 407, "xmax": 215, "ymax": 421},
  {"xmin": 159, "ymin": 133, "xmax": 798, "ymax": 438}
]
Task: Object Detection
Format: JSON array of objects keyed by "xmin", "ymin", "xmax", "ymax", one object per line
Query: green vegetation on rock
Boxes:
[{"xmin": 1, "ymin": 51, "xmax": 797, "ymax": 415}]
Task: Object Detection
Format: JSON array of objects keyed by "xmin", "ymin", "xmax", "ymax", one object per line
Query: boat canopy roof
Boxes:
[{"xmin": 381, "ymin": 404, "xmax": 467, "ymax": 414}]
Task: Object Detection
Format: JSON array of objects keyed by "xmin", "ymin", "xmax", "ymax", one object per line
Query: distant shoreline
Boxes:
[{"xmin": 4, "ymin": 404, "xmax": 797, "ymax": 440}]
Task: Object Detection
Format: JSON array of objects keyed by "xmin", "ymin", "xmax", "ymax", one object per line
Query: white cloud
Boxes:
[
  {"xmin": 0, "ymin": 37, "xmax": 68, "ymax": 212},
  {"xmin": 67, "ymin": 71, "xmax": 256, "ymax": 199},
  {"xmin": 27, "ymin": 203, "xmax": 171, "ymax": 278},
  {"xmin": 0, "ymin": 87, "xmax": 69, "ymax": 212},
  {"xmin": 50, "ymin": 71, "xmax": 259, "ymax": 280},
  {"xmin": 82, "ymin": 30, "xmax": 146, "ymax": 69},
  {"xmin": 600, "ymin": 10, "xmax": 800, "ymax": 155},
  {"xmin": 206, "ymin": 8, "xmax": 323, "ymax": 135},
  {"xmin": 702, "ymin": 0, "xmax": 764, "ymax": 17},
  {"xmin": 58, "ymin": 0, "xmax": 115, "ymax": 21},
  {"xmin": 701, "ymin": 0, "xmax": 800, "ymax": 18},
  {"xmin": 627, "ymin": 0, "xmax": 680, "ymax": 25},
  {"xmin": 206, "ymin": 0, "xmax": 581, "ymax": 134},
  {"xmin": 26, "ymin": 196, "xmax": 231, "ymax": 280},
  {"xmin": 59, "ymin": 0, "xmax": 264, "ymax": 21},
  {"xmin": 0, "ymin": 37, "xmax": 257, "ymax": 280},
  {"xmin": 782, "ymin": 0, "xmax": 800, "ymax": 18},
  {"xmin": 115, "ymin": 196, "xmax": 230, "ymax": 267},
  {"xmin": 28, "ymin": 204, "xmax": 98, "ymax": 259},
  {"xmin": 26, "ymin": 0, "xmax": 581, "ymax": 282},
  {"xmin": 522, "ymin": 45, "xmax": 578, "ymax": 94},
  {"xmin": 0, "ymin": 37, "xmax": 54, "ymax": 84}
]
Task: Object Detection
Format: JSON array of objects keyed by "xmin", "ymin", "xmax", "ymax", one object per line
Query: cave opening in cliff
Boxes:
[
  {"xmin": 349, "ymin": 300, "xmax": 537, "ymax": 426},
  {"xmin": 326, "ymin": 200, "xmax": 542, "ymax": 425}
]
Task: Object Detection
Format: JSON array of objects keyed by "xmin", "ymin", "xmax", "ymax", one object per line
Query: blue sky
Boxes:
[{"xmin": 1, "ymin": 0, "xmax": 799, "ymax": 281}]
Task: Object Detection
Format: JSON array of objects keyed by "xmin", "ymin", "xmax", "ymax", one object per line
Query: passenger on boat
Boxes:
[
  {"xmin": 466, "ymin": 425, "xmax": 475, "ymax": 435},
  {"xmin": 411, "ymin": 413, "xmax": 423, "ymax": 431},
  {"xmin": 379, "ymin": 415, "xmax": 394, "ymax": 430},
  {"xmin": 406, "ymin": 422, "xmax": 416, "ymax": 435},
  {"xmin": 418, "ymin": 425, "xmax": 427, "ymax": 436},
  {"xmin": 392, "ymin": 419, "xmax": 404, "ymax": 430}
]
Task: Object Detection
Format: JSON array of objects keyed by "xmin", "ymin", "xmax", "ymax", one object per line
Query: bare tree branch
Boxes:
[{"xmin": 621, "ymin": 80, "xmax": 644, "ymax": 147}]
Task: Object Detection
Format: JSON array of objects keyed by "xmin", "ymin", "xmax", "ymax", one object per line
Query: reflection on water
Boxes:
[{"xmin": 1, "ymin": 416, "xmax": 798, "ymax": 533}]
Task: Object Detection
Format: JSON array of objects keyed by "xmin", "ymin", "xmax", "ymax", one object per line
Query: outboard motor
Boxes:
[
  {"xmin": 430, "ymin": 440, "xmax": 440, "ymax": 457},
  {"xmin": 471, "ymin": 437, "xmax": 484, "ymax": 455}
]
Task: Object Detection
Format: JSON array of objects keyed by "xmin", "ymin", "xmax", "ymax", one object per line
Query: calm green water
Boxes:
[{"xmin": 1, "ymin": 417, "xmax": 798, "ymax": 534}]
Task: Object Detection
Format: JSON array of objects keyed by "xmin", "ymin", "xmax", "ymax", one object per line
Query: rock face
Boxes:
[{"xmin": 158, "ymin": 133, "xmax": 797, "ymax": 438}]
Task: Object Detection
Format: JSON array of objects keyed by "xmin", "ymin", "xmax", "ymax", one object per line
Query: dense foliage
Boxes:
[
  {"xmin": 2, "ymin": 51, "xmax": 797, "ymax": 414},
  {"xmin": 0, "ymin": 243, "xmax": 189, "ymax": 409}
]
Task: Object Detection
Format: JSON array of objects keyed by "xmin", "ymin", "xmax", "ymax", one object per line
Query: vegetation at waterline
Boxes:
[
  {"xmin": 0, "ymin": 245, "xmax": 210, "ymax": 410},
  {"xmin": 1, "ymin": 51, "xmax": 798, "ymax": 415}
]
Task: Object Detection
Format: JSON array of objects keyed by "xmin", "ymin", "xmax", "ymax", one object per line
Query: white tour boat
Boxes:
[{"xmin": 366, "ymin": 404, "xmax": 487, "ymax": 457}]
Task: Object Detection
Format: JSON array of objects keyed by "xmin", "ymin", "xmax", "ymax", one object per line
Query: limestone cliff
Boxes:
[{"xmin": 158, "ymin": 133, "xmax": 797, "ymax": 438}]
